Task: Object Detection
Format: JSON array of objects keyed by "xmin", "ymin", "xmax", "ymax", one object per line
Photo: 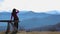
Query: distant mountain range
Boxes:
[
  {"xmin": 26, "ymin": 23, "xmax": 60, "ymax": 32},
  {"xmin": 0, "ymin": 11, "xmax": 60, "ymax": 31},
  {"xmin": 45, "ymin": 10, "xmax": 60, "ymax": 15}
]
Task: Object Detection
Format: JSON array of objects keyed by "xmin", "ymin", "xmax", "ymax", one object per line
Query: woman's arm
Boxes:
[{"xmin": 16, "ymin": 10, "xmax": 19, "ymax": 13}]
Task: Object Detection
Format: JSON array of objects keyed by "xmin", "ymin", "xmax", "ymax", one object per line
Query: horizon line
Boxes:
[{"xmin": 0, "ymin": 10, "xmax": 60, "ymax": 13}]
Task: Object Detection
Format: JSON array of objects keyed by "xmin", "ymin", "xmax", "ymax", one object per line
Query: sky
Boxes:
[{"xmin": 0, "ymin": 0, "xmax": 60, "ymax": 12}]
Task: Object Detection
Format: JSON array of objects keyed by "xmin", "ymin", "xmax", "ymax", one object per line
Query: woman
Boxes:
[
  {"xmin": 5, "ymin": 8, "xmax": 19, "ymax": 34},
  {"xmin": 11, "ymin": 8, "xmax": 19, "ymax": 33}
]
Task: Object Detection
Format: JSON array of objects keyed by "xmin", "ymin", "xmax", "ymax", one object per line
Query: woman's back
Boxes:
[{"xmin": 11, "ymin": 8, "xmax": 19, "ymax": 20}]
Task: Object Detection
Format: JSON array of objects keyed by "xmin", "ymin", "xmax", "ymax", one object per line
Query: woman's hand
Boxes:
[{"xmin": 16, "ymin": 10, "xmax": 19, "ymax": 13}]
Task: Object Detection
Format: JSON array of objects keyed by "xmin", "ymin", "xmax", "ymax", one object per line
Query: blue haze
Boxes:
[{"xmin": 0, "ymin": 11, "xmax": 60, "ymax": 31}]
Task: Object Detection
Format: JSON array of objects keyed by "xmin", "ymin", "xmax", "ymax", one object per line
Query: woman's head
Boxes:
[
  {"xmin": 12, "ymin": 8, "xmax": 16, "ymax": 13},
  {"xmin": 11, "ymin": 8, "xmax": 17, "ymax": 16}
]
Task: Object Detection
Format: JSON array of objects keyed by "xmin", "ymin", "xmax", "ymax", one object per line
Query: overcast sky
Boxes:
[{"xmin": 0, "ymin": 0, "xmax": 60, "ymax": 12}]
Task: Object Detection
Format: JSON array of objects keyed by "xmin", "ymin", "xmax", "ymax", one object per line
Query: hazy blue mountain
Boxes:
[
  {"xmin": 26, "ymin": 23, "xmax": 60, "ymax": 32},
  {"xmin": 0, "ymin": 11, "xmax": 60, "ymax": 31},
  {"xmin": 45, "ymin": 10, "xmax": 60, "ymax": 15}
]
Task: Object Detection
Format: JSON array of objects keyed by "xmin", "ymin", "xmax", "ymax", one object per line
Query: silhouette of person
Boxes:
[
  {"xmin": 11, "ymin": 8, "xmax": 19, "ymax": 33},
  {"xmin": 5, "ymin": 8, "xmax": 19, "ymax": 34}
]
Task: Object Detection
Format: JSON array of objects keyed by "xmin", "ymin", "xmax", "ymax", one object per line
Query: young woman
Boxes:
[
  {"xmin": 5, "ymin": 8, "xmax": 19, "ymax": 34},
  {"xmin": 11, "ymin": 8, "xmax": 19, "ymax": 33}
]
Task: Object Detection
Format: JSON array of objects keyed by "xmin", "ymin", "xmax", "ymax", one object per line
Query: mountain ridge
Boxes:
[{"xmin": 0, "ymin": 11, "xmax": 60, "ymax": 31}]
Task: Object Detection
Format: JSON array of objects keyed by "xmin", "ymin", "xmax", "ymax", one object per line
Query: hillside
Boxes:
[
  {"xmin": 0, "ymin": 11, "xmax": 60, "ymax": 31},
  {"xmin": 0, "ymin": 31, "xmax": 60, "ymax": 34}
]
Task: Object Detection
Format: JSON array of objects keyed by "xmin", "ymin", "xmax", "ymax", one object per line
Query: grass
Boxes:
[{"xmin": 0, "ymin": 31, "xmax": 60, "ymax": 34}]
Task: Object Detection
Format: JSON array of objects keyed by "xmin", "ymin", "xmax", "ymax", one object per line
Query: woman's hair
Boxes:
[
  {"xmin": 12, "ymin": 8, "xmax": 16, "ymax": 13},
  {"xmin": 12, "ymin": 8, "xmax": 16, "ymax": 16}
]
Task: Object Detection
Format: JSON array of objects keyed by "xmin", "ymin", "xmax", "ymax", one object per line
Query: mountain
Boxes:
[
  {"xmin": 26, "ymin": 23, "xmax": 60, "ymax": 32},
  {"xmin": 22, "ymin": 15, "xmax": 60, "ymax": 30},
  {"xmin": 45, "ymin": 10, "xmax": 60, "ymax": 15},
  {"xmin": 0, "ymin": 11, "xmax": 60, "ymax": 31}
]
